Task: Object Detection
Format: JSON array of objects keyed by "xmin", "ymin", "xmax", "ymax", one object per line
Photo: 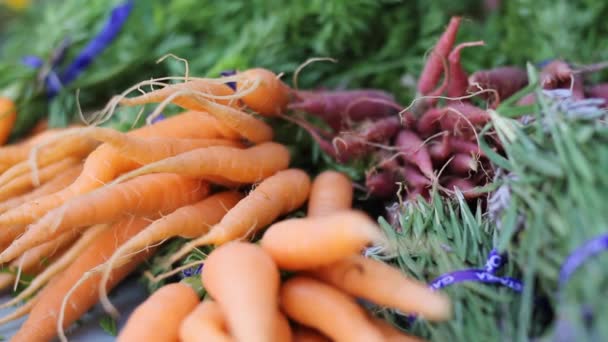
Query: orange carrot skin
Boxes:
[
  {"xmin": 118, "ymin": 283, "xmax": 200, "ymax": 342},
  {"xmin": 0, "ymin": 111, "xmax": 235, "ymax": 227},
  {"xmin": 202, "ymin": 242, "xmax": 280, "ymax": 342},
  {"xmin": 119, "ymin": 142, "xmax": 291, "ymax": 185},
  {"xmin": 236, "ymin": 68, "xmax": 291, "ymax": 116},
  {"xmin": 280, "ymin": 276, "xmax": 385, "ymax": 342},
  {"xmin": 0, "ymin": 175, "xmax": 209, "ymax": 263},
  {"xmin": 0, "ymin": 97, "xmax": 17, "ymax": 145},
  {"xmin": 120, "ymin": 79, "xmax": 237, "ymax": 108},
  {"xmin": 275, "ymin": 311, "xmax": 293, "ymax": 342},
  {"xmin": 260, "ymin": 210, "xmax": 384, "ymax": 270},
  {"xmin": 179, "ymin": 299, "xmax": 234, "ymax": 342},
  {"xmin": 310, "ymin": 255, "xmax": 451, "ymax": 321},
  {"xmin": 203, "ymin": 168, "xmax": 310, "ymax": 245},
  {"xmin": 11, "ymin": 217, "xmax": 156, "ymax": 342},
  {"xmin": 307, "ymin": 170, "xmax": 353, "ymax": 217}
]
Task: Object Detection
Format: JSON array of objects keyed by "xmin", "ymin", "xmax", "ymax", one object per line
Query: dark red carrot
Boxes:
[
  {"xmin": 587, "ymin": 83, "xmax": 608, "ymax": 107},
  {"xmin": 447, "ymin": 41, "xmax": 485, "ymax": 98},
  {"xmin": 449, "ymin": 136, "xmax": 484, "ymax": 157},
  {"xmin": 440, "ymin": 103, "xmax": 489, "ymax": 137},
  {"xmin": 447, "ymin": 153, "xmax": 478, "ymax": 175},
  {"xmin": 417, "ymin": 17, "xmax": 462, "ymax": 95},
  {"xmin": 467, "ymin": 66, "xmax": 528, "ymax": 104},
  {"xmin": 365, "ymin": 171, "xmax": 398, "ymax": 199},
  {"xmin": 540, "ymin": 60, "xmax": 585, "ymax": 99},
  {"xmin": 395, "ymin": 129, "xmax": 434, "ymax": 179},
  {"xmin": 416, "ymin": 108, "xmax": 444, "ymax": 137},
  {"xmin": 444, "ymin": 178, "xmax": 483, "ymax": 199},
  {"xmin": 429, "ymin": 134, "xmax": 451, "ymax": 162},
  {"xmin": 400, "ymin": 165, "xmax": 431, "ymax": 192},
  {"xmin": 289, "ymin": 89, "xmax": 400, "ymax": 131}
]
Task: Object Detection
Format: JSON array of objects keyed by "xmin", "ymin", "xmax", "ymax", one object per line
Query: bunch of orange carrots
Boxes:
[
  {"xmin": 0, "ymin": 67, "xmax": 448, "ymax": 341},
  {"xmin": 118, "ymin": 171, "xmax": 451, "ymax": 342}
]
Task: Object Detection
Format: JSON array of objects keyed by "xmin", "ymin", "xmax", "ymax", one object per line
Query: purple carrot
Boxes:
[
  {"xmin": 289, "ymin": 89, "xmax": 401, "ymax": 131},
  {"xmin": 416, "ymin": 107, "xmax": 444, "ymax": 137},
  {"xmin": 587, "ymin": 83, "xmax": 608, "ymax": 107},
  {"xmin": 365, "ymin": 171, "xmax": 399, "ymax": 199},
  {"xmin": 447, "ymin": 41, "xmax": 485, "ymax": 98},
  {"xmin": 444, "ymin": 178, "xmax": 483, "ymax": 199},
  {"xmin": 440, "ymin": 103, "xmax": 490, "ymax": 138},
  {"xmin": 400, "ymin": 164, "xmax": 432, "ymax": 190},
  {"xmin": 395, "ymin": 129, "xmax": 435, "ymax": 179},
  {"xmin": 429, "ymin": 134, "xmax": 451, "ymax": 162},
  {"xmin": 468, "ymin": 66, "xmax": 528, "ymax": 105},
  {"xmin": 540, "ymin": 60, "xmax": 585, "ymax": 99},
  {"xmin": 448, "ymin": 153, "xmax": 478, "ymax": 175},
  {"xmin": 449, "ymin": 136, "xmax": 484, "ymax": 157},
  {"xmin": 417, "ymin": 17, "xmax": 462, "ymax": 95}
]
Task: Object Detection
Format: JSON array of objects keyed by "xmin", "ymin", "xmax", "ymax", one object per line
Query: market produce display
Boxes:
[{"xmin": 0, "ymin": 0, "xmax": 607, "ymax": 341}]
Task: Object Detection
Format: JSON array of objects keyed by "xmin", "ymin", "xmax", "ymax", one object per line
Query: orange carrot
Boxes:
[
  {"xmin": 0, "ymin": 164, "xmax": 82, "ymax": 214},
  {"xmin": 0, "ymin": 174, "xmax": 209, "ymax": 263},
  {"xmin": 10, "ymin": 217, "xmax": 156, "ymax": 342},
  {"xmin": 0, "ymin": 97, "xmax": 17, "ymax": 145},
  {"xmin": 261, "ymin": 210, "xmax": 385, "ymax": 270},
  {"xmin": 236, "ymin": 68, "xmax": 291, "ymax": 116},
  {"xmin": 0, "ymin": 157, "xmax": 79, "ymax": 201},
  {"xmin": 112, "ymin": 142, "xmax": 291, "ymax": 185},
  {"xmin": 310, "ymin": 255, "xmax": 451, "ymax": 320},
  {"xmin": 179, "ymin": 299, "xmax": 233, "ymax": 342},
  {"xmin": 370, "ymin": 317, "xmax": 424, "ymax": 342},
  {"xmin": 166, "ymin": 169, "xmax": 310, "ymax": 265},
  {"xmin": 0, "ymin": 136, "xmax": 98, "ymax": 187},
  {"xmin": 292, "ymin": 326, "xmax": 332, "ymax": 342},
  {"xmin": 0, "ymin": 111, "xmax": 236, "ymax": 227},
  {"xmin": 275, "ymin": 311, "xmax": 293, "ymax": 342},
  {"xmin": 280, "ymin": 276, "xmax": 385, "ymax": 342},
  {"xmin": 201, "ymin": 242, "xmax": 281, "ymax": 342},
  {"xmin": 118, "ymin": 282, "xmax": 200, "ymax": 342},
  {"xmin": 99, "ymin": 191, "xmax": 243, "ymax": 315},
  {"xmin": 120, "ymin": 79, "xmax": 237, "ymax": 108},
  {"xmin": 307, "ymin": 170, "xmax": 353, "ymax": 216},
  {"xmin": 76, "ymin": 126, "xmax": 243, "ymax": 164}
]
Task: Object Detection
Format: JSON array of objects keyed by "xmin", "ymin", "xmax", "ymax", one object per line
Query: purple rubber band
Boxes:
[
  {"xmin": 181, "ymin": 264, "xmax": 203, "ymax": 278},
  {"xmin": 220, "ymin": 70, "xmax": 237, "ymax": 90},
  {"xmin": 149, "ymin": 113, "xmax": 166, "ymax": 124},
  {"xmin": 21, "ymin": 0, "xmax": 133, "ymax": 98},
  {"xmin": 559, "ymin": 234, "xmax": 608, "ymax": 288},
  {"xmin": 484, "ymin": 249, "xmax": 505, "ymax": 274}
]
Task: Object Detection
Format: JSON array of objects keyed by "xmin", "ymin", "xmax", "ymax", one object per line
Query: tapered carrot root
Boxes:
[
  {"xmin": 0, "ymin": 164, "xmax": 82, "ymax": 214},
  {"xmin": 0, "ymin": 293, "xmax": 38, "ymax": 326},
  {"xmin": 310, "ymin": 255, "xmax": 451, "ymax": 320},
  {"xmin": 179, "ymin": 300, "xmax": 233, "ymax": 342},
  {"xmin": 293, "ymin": 326, "xmax": 332, "ymax": 342},
  {"xmin": 11, "ymin": 217, "xmax": 155, "ymax": 342},
  {"xmin": 0, "ymin": 136, "xmax": 98, "ymax": 187},
  {"xmin": 440, "ymin": 103, "xmax": 489, "ymax": 137},
  {"xmin": 166, "ymin": 169, "xmax": 310, "ymax": 265},
  {"xmin": 99, "ymin": 191, "xmax": 243, "ymax": 315},
  {"xmin": 0, "ymin": 157, "xmax": 79, "ymax": 202},
  {"xmin": 307, "ymin": 171, "xmax": 353, "ymax": 217},
  {"xmin": 281, "ymin": 276, "xmax": 385, "ymax": 342},
  {"xmin": 0, "ymin": 111, "xmax": 234, "ymax": 228},
  {"xmin": 118, "ymin": 283, "xmax": 200, "ymax": 342},
  {"xmin": 447, "ymin": 41, "xmax": 485, "ymax": 98},
  {"xmin": 119, "ymin": 79, "xmax": 237, "ymax": 108},
  {"xmin": 395, "ymin": 129, "xmax": 435, "ymax": 180},
  {"xmin": 260, "ymin": 210, "xmax": 386, "ymax": 270},
  {"xmin": 448, "ymin": 153, "xmax": 478, "ymax": 175},
  {"xmin": 0, "ymin": 97, "xmax": 17, "ymax": 146},
  {"xmin": 0, "ymin": 224, "xmax": 108, "ymax": 310},
  {"xmin": 0, "ymin": 175, "xmax": 209, "ymax": 263},
  {"xmin": 201, "ymin": 242, "xmax": 281, "ymax": 342},
  {"xmin": 467, "ymin": 66, "xmax": 528, "ymax": 103},
  {"xmin": 417, "ymin": 17, "xmax": 462, "ymax": 95},
  {"xmin": 236, "ymin": 68, "xmax": 291, "ymax": 117},
  {"xmin": 113, "ymin": 142, "xmax": 291, "ymax": 186},
  {"xmin": 76, "ymin": 126, "xmax": 243, "ymax": 164}
]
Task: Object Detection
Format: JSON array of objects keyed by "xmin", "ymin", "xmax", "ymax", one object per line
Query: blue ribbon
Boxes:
[
  {"xmin": 559, "ymin": 234, "xmax": 608, "ymax": 292},
  {"xmin": 22, "ymin": 0, "xmax": 134, "ymax": 98},
  {"xmin": 220, "ymin": 70, "xmax": 237, "ymax": 90}
]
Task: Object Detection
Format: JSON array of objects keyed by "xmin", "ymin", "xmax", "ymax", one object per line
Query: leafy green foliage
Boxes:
[{"xmin": 99, "ymin": 315, "xmax": 118, "ymax": 337}]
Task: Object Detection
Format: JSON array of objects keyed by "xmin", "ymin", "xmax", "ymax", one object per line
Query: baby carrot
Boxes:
[
  {"xmin": 166, "ymin": 169, "xmax": 310, "ymax": 265},
  {"xmin": 118, "ymin": 283, "xmax": 200, "ymax": 342},
  {"xmin": 260, "ymin": 210, "xmax": 385, "ymax": 270},
  {"xmin": 236, "ymin": 68, "xmax": 291, "ymax": 116},
  {"xmin": 307, "ymin": 170, "xmax": 353, "ymax": 217},
  {"xmin": 201, "ymin": 242, "xmax": 281, "ymax": 342},
  {"xmin": 10, "ymin": 217, "xmax": 156, "ymax": 342},
  {"xmin": 0, "ymin": 97, "xmax": 17, "ymax": 145},
  {"xmin": 112, "ymin": 142, "xmax": 291, "ymax": 185},
  {"xmin": 0, "ymin": 174, "xmax": 209, "ymax": 263},
  {"xmin": 179, "ymin": 299, "xmax": 233, "ymax": 342},
  {"xmin": 281, "ymin": 276, "xmax": 384, "ymax": 342},
  {"xmin": 310, "ymin": 255, "xmax": 451, "ymax": 320}
]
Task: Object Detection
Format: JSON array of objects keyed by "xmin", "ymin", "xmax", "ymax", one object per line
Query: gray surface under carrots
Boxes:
[{"xmin": 0, "ymin": 277, "xmax": 147, "ymax": 341}]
